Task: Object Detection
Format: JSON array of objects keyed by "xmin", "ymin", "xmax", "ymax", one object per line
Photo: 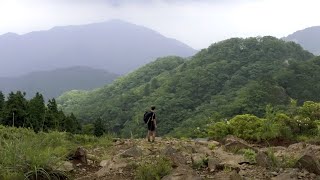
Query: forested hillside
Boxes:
[{"xmin": 58, "ymin": 36, "xmax": 320, "ymax": 138}]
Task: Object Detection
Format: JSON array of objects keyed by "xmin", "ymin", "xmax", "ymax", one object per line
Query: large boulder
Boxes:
[
  {"xmin": 213, "ymin": 147, "xmax": 244, "ymax": 170},
  {"xmin": 223, "ymin": 136, "xmax": 256, "ymax": 153},
  {"xmin": 294, "ymin": 153, "xmax": 320, "ymax": 175},
  {"xmin": 208, "ymin": 157, "xmax": 221, "ymax": 172},
  {"xmin": 162, "ymin": 146, "xmax": 187, "ymax": 167},
  {"xmin": 256, "ymin": 151, "xmax": 273, "ymax": 168},
  {"xmin": 74, "ymin": 147, "xmax": 88, "ymax": 164},
  {"xmin": 120, "ymin": 146, "xmax": 143, "ymax": 158}
]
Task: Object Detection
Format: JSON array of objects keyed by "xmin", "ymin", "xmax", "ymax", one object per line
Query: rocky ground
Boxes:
[{"xmin": 61, "ymin": 136, "xmax": 320, "ymax": 180}]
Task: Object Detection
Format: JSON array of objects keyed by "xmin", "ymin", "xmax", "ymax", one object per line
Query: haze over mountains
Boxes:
[
  {"xmin": 0, "ymin": 19, "xmax": 197, "ymax": 98},
  {"xmin": 0, "ymin": 66, "xmax": 118, "ymax": 99},
  {"xmin": 0, "ymin": 19, "xmax": 197, "ymax": 77},
  {"xmin": 284, "ymin": 26, "xmax": 320, "ymax": 55}
]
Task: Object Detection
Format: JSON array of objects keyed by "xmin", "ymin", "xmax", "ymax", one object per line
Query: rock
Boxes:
[
  {"xmin": 208, "ymin": 141, "xmax": 220, "ymax": 149},
  {"xmin": 95, "ymin": 159, "xmax": 128, "ymax": 177},
  {"xmin": 270, "ymin": 171, "xmax": 278, "ymax": 176},
  {"xmin": 170, "ymin": 153, "xmax": 187, "ymax": 167},
  {"xmin": 120, "ymin": 146, "xmax": 142, "ymax": 158},
  {"xmin": 112, "ymin": 138, "xmax": 121, "ymax": 142},
  {"xmin": 294, "ymin": 153, "xmax": 320, "ymax": 175},
  {"xmin": 163, "ymin": 146, "xmax": 187, "ymax": 167},
  {"xmin": 212, "ymin": 170, "xmax": 242, "ymax": 180},
  {"xmin": 161, "ymin": 165, "xmax": 202, "ymax": 180},
  {"xmin": 196, "ymin": 146, "xmax": 213, "ymax": 156},
  {"xmin": 191, "ymin": 153, "xmax": 206, "ymax": 168},
  {"xmin": 271, "ymin": 171, "xmax": 298, "ymax": 180},
  {"xmin": 208, "ymin": 157, "xmax": 221, "ymax": 171},
  {"xmin": 194, "ymin": 138, "xmax": 209, "ymax": 146},
  {"xmin": 256, "ymin": 151, "xmax": 273, "ymax": 168},
  {"xmin": 213, "ymin": 147, "xmax": 244, "ymax": 170},
  {"xmin": 74, "ymin": 147, "xmax": 88, "ymax": 164},
  {"xmin": 57, "ymin": 161, "xmax": 74, "ymax": 172},
  {"xmin": 87, "ymin": 153, "xmax": 99, "ymax": 162},
  {"xmin": 182, "ymin": 145, "xmax": 196, "ymax": 154},
  {"xmin": 99, "ymin": 160, "xmax": 109, "ymax": 167},
  {"xmin": 163, "ymin": 146, "xmax": 178, "ymax": 156},
  {"xmin": 223, "ymin": 136, "xmax": 256, "ymax": 153}
]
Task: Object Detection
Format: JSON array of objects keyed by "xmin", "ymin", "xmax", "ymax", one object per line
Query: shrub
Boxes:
[
  {"xmin": 280, "ymin": 155, "xmax": 297, "ymax": 168},
  {"xmin": 228, "ymin": 114, "xmax": 264, "ymax": 141},
  {"xmin": 0, "ymin": 125, "xmax": 112, "ymax": 179},
  {"xmin": 207, "ymin": 121, "xmax": 229, "ymax": 140},
  {"xmin": 135, "ymin": 157, "xmax": 172, "ymax": 180},
  {"xmin": 239, "ymin": 149, "xmax": 257, "ymax": 164},
  {"xmin": 267, "ymin": 148, "xmax": 279, "ymax": 169}
]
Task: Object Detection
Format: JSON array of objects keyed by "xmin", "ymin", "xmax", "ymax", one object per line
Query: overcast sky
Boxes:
[{"xmin": 0, "ymin": 0, "xmax": 319, "ymax": 49}]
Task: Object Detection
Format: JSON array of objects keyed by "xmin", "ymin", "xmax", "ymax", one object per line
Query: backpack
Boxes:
[{"xmin": 143, "ymin": 111, "xmax": 152, "ymax": 124}]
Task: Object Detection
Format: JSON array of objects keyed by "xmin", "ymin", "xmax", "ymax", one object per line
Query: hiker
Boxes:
[{"xmin": 144, "ymin": 106, "xmax": 157, "ymax": 142}]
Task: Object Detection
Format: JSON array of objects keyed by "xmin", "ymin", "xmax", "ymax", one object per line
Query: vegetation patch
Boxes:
[
  {"xmin": 135, "ymin": 156, "xmax": 172, "ymax": 180},
  {"xmin": 0, "ymin": 125, "xmax": 112, "ymax": 179}
]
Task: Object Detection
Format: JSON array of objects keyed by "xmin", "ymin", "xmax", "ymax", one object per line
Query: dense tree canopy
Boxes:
[
  {"xmin": 0, "ymin": 91, "xmax": 81, "ymax": 134},
  {"xmin": 57, "ymin": 36, "xmax": 319, "ymax": 138}
]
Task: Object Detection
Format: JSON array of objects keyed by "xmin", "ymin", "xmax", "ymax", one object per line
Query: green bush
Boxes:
[
  {"xmin": 228, "ymin": 114, "xmax": 264, "ymax": 141},
  {"xmin": 239, "ymin": 149, "xmax": 257, "ymax": 164},
  {"xmin": 207, "ymin": 121, "xmax": 229, "ymax": 140},
  {"xmin": 135, "ymin": 157, "xmax": 172, "ymax": 180},
  {"xmin": 280, "ymin": 155, "xmax": 297, "ymax": 168}
]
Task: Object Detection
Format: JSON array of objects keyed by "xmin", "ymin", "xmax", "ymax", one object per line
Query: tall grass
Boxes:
[{"xmin": 0, "ymin": 125, "xmax": 112, "ymax": 180}]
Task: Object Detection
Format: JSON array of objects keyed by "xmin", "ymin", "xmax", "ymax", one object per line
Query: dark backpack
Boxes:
[{"xmin": 143, "ymin": 111, "xmax": 152, "ymax": 124}]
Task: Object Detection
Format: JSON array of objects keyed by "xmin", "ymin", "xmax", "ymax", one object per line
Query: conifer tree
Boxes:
[
  {"xmin": 0, "ymin": 91, "xmax": 4, "ymax": 122},
  {"xmin": 44, "ymin": 98, "xmax": 59, "ymax": 130},
  {"xmin": 94, "ymin": 117, "xmax": 105, "ymax": 137},
  {"xmin": 2, "ymin": 91, "xmax": 28, "ymax": 127},
  {"xmin": 27, "ymin": 92, "xmax": 46, "ymax": 132}
]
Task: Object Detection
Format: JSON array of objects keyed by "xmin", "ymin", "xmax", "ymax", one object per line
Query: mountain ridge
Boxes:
[
  {"xmin": 58, "ymin": 36, "xmax": 319, "ymax": 137},
  {"xmin": 284, "ymin": 26, "xmax": 320, "ymax": 55},
  {"xmin": 0, "ymin": 66, "xmax": 119, "ymax": 99},
  {"xmin": 0, "ymin": 19, "xmax": 197, "ymax": 77}
]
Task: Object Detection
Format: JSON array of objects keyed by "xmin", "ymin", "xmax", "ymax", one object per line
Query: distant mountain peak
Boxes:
[
  {"xmin": 284, "ymin": 26, "xmax": 320, "ymax": 55},
  {"xmin": 0, "ymin": 20, "xmax": 196, "ymax": 77}
]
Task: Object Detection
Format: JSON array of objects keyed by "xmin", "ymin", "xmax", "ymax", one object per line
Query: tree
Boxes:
[
  {"xmin": 0, "ymin": 91, "xmax": 4, "ymax": 121},
  {"xmin": 0, "ymin": 91, "xmax": 4, "ymax": 111},
  {"xmin": 27, "ymin": 92, "xmax": 46, "ymax": 132},
  {"xmin": 2, "ymin": 91, "xmax": 28, "ymax": 127},
  {"xmin": 65, "ymin": 113, "xmax": 81, "ymax": 134},
  {"xmin": 94, "ymin": 117, "xmax": 105, "ymax": 137},
  {"xmin": 143, "ymin": 84, "xmax": 150, "ymax": 96},
  {"xmin": 44, "ymin": 98, "xmax": 59, "ymax": 131}
]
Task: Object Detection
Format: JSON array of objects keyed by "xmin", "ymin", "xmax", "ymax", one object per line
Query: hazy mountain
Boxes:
[
  {"xmin": 0, "ymin": 66, "xmax": 118, "ymax": 99},
  {"xmin": 0, "ymin": 19, "xmax": 197, "ymax": 77},
  {"xmin": 284, "ymin": 26, "xmax": 320, "ymax": 55}
]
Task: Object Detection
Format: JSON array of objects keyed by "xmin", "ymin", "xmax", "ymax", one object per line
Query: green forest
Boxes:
[
  {"xmin": 0, "ymin": 91, "xmax": 81, "ymax": 134},
  {"xmin": 1, "ymin": 36, "xmax": 320, "ymax": 179},
  {"xmin": 57, "ymin": 36, "xmax": 320, "ymax": 140}
]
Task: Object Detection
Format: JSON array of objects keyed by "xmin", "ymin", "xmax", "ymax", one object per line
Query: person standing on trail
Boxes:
[{"xmin": 144, "ymin": 106, "xmax": 157, "ymax": 142}]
